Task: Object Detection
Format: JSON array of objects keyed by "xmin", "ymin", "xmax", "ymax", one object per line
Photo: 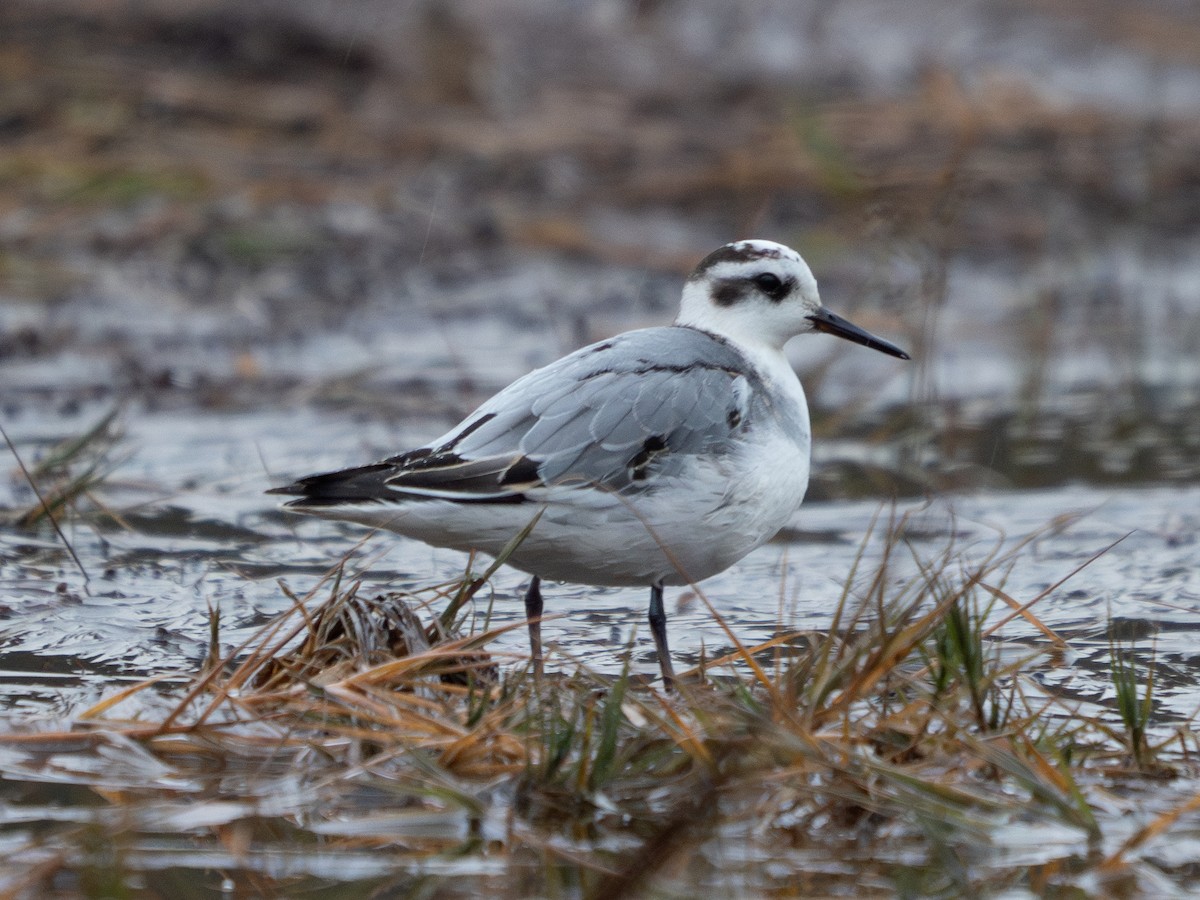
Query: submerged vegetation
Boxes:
[
  {"xmin": 4, "ymin": 407, "xmax": 123, "ymax": 531},
  {"xmin": 1, "ymin": 514, "xmax": 1196, "ymax": 897}
]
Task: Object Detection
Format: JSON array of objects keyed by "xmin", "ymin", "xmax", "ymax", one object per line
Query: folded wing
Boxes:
[{"xmin": 271, "ymin": 327, "xmax": 758, "ymax": 507}]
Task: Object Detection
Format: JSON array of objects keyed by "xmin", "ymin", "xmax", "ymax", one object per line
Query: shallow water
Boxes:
[
  {"xmin": 3, "ymin": 447, "xmax": 1200, "ymax": 895},
  {"xmin": 2, "ymin": 400, "xmax": 1198, "ymax": 721},
  {"xmin": 4, "ymin": 264, "xmax": 1200, "ymax": 893},
  {"xmin": 3, "ymin": 0, "xmax": 1200, "ymax": 890}
]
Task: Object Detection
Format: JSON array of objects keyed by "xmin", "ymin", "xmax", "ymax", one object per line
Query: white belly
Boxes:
[{"xmin": 310, "ymin": 432, "xmax": 810, "ymax": 588}]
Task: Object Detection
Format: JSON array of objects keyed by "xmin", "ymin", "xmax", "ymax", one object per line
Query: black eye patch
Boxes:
[
  {"xmin": 752, "ymin": 272, "xmax": 789, "ymax": 301},
  {"xmin": 711, "ymin": 279, "xmax": 750, "ymax": 307}
]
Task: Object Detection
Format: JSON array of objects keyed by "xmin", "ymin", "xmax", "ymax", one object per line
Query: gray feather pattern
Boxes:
[{"xmin": 382, "ymin": 327, "xmax": 784, "ymax": 498}]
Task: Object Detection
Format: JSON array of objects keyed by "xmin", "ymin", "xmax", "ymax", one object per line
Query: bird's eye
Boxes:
[{"xmin": 753, "ymin": 272, "xmax": 784, "ymax": 298}]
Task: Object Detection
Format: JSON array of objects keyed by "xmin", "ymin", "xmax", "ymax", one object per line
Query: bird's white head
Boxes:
[{"xmin": 676, "ymin": 239, "xmax": 910, "ymax": 360}]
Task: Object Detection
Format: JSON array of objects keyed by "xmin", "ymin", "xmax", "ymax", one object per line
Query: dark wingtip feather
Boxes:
[
  {"xmin": 269, "ymin": 450, "xmax": 541, "ymax": 508},
  {"xmin": 282, "ymin": 495, "xmax": 373, "ymax": 509},
  {"xmin": 265, "ymin": 463, "xmax": 397, "ymax": 505}
]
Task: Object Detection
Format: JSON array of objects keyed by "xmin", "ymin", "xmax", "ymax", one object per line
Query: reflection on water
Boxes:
[{"xmin": 3, "ymin": 391, "xmax": 1200, "ymax": 894}]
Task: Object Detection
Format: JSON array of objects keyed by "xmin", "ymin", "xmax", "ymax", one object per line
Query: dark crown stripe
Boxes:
[{"xmin": 689, "ymin": 242, "xmax": 785, "ymax": 279}]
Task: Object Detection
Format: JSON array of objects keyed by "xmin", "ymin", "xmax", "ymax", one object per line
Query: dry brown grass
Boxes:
[{"xmin": 0, "ymin": 511, "xmax": 1194, "ymax": 896}]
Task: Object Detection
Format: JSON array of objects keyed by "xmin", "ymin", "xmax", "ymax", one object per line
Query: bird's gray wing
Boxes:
[{"xmin": 374, "ymin": 326, "xmax": 760, "ymax": 502}]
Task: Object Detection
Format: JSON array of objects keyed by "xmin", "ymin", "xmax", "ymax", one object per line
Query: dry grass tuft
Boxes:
[{"xmin": 1, "ymin": 514, "xmax": 1197, "ymax": 896}]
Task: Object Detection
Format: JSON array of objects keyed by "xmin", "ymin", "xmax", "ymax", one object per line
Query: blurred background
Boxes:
[
  {"xmin": 4, "ymin": 5, "xmax": 1200, "ymax": 890},
  {"xmin": 3, "ymin": 0, "xmax": 1198, "ymax": 500}
]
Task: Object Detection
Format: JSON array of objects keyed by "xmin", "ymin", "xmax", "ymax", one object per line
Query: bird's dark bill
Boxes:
[{"xmin": 807, "ymin": 308, "xmax": 910, "ymax": 360}]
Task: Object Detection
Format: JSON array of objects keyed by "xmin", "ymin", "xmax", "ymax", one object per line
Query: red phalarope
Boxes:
[{"xmin": 270, "ymin": 240, "xmax": 910, "ymax": 686}]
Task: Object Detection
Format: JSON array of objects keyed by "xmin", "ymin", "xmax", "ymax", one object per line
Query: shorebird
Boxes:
[{"xmin": 270, "ymin": 240, "xmax": 909, "ymax": 686}]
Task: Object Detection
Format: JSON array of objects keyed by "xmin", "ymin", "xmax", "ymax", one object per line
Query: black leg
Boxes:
[
  {"xmin": 524, "ymin": 575, "xmax": 544, "ymax": 675},
  {"xmin": 648, "ymin": 581, "xmax": 675, "ymax": 689}
]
